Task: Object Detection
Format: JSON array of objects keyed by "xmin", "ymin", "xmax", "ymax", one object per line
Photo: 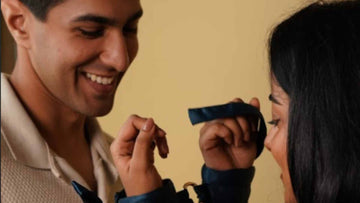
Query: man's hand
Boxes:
[
  {"xmin": 110, "ymin": 115, "xmax": 169, "ymax": 196},
  {"xmin": 199, "ymin": 98, "xmax": 260, "ymax": 170}
]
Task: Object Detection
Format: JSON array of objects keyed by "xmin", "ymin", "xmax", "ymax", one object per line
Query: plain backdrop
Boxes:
[
  {"xmin": 1, "ymin": 0, "xmax": 313, "ymax": 202},
  {"xmin": 98, "ymin": 0, "xmax": 312, "ymax": 202}
]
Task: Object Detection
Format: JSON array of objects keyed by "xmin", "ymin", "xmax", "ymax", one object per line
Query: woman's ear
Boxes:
[{"xmin": 1, "ymin": 0, "xmax": 31, "ymax": 48}]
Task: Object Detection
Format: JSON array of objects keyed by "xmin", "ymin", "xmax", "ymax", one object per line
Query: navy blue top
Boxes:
[{"xmin": 72, "ymin": 165, "xmax": 255, "ymax": 203}]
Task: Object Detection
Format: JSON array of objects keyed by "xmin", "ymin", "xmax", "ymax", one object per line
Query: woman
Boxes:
[
  {"xmin": 266, "ymin": 1, "xmax": 360, "ymax": 202},
  {"xmin": 108, "ymin": 1, "xmax": 360, "ymax": 203}
]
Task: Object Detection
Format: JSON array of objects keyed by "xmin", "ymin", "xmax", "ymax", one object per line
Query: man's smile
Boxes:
[
  {"xmin": 81, "ymin": 71, "xmax": 124, "ymax": 95},
  {"xmin": 85, "ymin": 72, "xmax": 115, "ymax": 85}
]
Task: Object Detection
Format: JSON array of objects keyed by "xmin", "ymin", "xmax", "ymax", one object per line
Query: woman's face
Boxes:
[{"xmin": 265, "ymin": 78, "xmax": 297, "ymax": 203}]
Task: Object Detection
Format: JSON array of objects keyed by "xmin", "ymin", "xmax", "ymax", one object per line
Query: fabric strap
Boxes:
[
  {"xmin": 72, "ymin": 181, "xmax": 103, "ymax": 203},
  {"xmin": 188, "ymin": 102, "xmax": 267, "ymax": 158}
]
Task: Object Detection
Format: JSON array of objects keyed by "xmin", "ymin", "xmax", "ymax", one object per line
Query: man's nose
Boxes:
[{"xmin": 100, "ymin": 32, "xmax": 129, "ymax": 72}]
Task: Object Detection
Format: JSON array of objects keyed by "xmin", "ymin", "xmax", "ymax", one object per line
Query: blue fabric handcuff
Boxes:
[{"xmin": 188, "ymin": 102, "xmax": 267, "ymax": 158}]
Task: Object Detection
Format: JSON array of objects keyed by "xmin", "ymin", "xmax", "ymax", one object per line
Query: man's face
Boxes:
[{"xmin": 27, "ymin": 0, "xmax": 142, "ymax": 116}]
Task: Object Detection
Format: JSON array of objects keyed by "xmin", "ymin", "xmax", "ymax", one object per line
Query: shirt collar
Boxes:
[
  {"xmin": 1, "ymin": 73, "xmax": 119, "ymax": 184},
  {"xmin": 86, "ymin": 118, "xmax": 119, "ymax": 183},
  {"xmin": 1, "ymin": 73, "xmax": 50, "ymax": 169}
]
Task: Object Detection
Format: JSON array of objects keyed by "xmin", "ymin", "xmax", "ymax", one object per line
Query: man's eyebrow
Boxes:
[
  {"xmin": 269, "ymin": 94, "xmax": 281, "ymax": 105},
  {"xmin": 128, "ymin": 9, "xmax": 143, "ymax": 22},
  {"xmin": 72, "ymin": 14, "xmax": 117, "ymax": 26},
  {"xmin": 71, "ymin": 9, "xmax": 143, "ymax": 25}
]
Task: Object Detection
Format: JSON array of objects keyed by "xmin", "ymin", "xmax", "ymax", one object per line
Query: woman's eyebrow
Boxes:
[{"xmin": 269, "ymin": 94, "xmax": 281, "ymax": 105}]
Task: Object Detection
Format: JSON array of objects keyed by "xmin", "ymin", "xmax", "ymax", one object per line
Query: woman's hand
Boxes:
[
  {"xmin": 110, "ymin": 115, "xmax": 169, "ymax": 196},
  {"xmin": 199, "ymin": 98, "xmax": 260, "ymax": 170}
]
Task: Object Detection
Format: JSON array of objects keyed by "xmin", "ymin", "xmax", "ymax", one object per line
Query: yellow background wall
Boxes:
[
  {"xmin": 1, "ymin": 0, "xmax": 314, "ymax": 202},
  {"xmin": 98, "ymin": 0, "xmax": 312, "ymax": 202}
]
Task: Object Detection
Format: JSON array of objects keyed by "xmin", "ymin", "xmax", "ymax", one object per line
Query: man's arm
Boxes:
[
  {"xmin": 110, "ymin": 115, "xmax": 174, "ymax": 202},
  {"xmin": 195, "ymin": 98, "xmax": 260, "ymax": 203}
]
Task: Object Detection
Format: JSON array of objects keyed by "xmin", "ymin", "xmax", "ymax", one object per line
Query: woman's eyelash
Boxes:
[{"xmin": 268, "ymin": 119, "xmax": 280, "ymax": 126}]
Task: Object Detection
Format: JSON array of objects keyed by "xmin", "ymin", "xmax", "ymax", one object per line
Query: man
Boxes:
[
  {"xmin": 109, "ymin": 99, "xmax": 259, "ymax": 202},
  {"xmin": 1, "ymin": 0, "xmax": 145, "ymax": 202}
]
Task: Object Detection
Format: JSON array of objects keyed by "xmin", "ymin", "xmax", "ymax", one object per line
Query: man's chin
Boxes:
[
  {"xmin": 81, "ymin": 103, "xmax": 114, "ymax": 117},
  {"xmin": 91, "ymin": 110, "xmax": 112, "ymax": 117}
]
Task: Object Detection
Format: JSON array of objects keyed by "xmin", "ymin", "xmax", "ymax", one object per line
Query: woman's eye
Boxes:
[
  {"xmin": 268, "ymin": 119, "xmax": 280, "ymax": 126},
  {"xmin": 78, "ymin": 28, "xmax": 104, "ymax": 39}
]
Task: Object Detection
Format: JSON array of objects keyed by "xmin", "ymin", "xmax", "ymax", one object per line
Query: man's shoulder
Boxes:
[
  {"xmin": 1, "ymin": 72, "xmax": 10, "ymax": 79},
  {"xmin": 1, "ymin": 73, "xmax": 10, "ymax": 86},
  {"xmin": 1, "ymin": 73, "xmax": 11, "ymax": 99},
  {"xmin": 1, "ymin": 132, "xmax": 83, "ymax": 203}
]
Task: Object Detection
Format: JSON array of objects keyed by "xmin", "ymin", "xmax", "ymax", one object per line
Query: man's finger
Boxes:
[
  {"xmin": 155, "ymin": 127, "xmax": 169, "ymax": 158},
  {"xmin": 132, "ymin": 118, "xmax": 157, "ymax": 169},
  {"xmin": 222, "ymin": 118, "xmax": 244, "ymax": 147},
  {"xmin": 111, "ymin": 114, "xmax": 147, "ymax": 164},
  {"xmin": 200, "ymin": 122, "xmax": 233, "ymax": 151},
  {"xmin": 236, "ymin": 116, "xmax": 251, "ymax": 143},
  {"xmin": 231, "ymin": 98, "xmax": 244, "ymax": 103},
  {"xmin": 229, "ymin": 98, "xmax": 250, "ymax": 143},
  {"xmin": 248, "ymin": 97, "xmax": 260, "ymax": 139},
  {"xmin": 249, "ymin": 97, "xmax": 260, "ymax": 110},
  {"xmin": 117, "ymin": 114, "xmax": 147, "ymax": 142}
]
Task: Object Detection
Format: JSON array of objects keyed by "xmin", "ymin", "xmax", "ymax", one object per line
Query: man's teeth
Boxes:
[{"xmin": 85, "ymin": 73, "xmax": 114, "ymax": 85}]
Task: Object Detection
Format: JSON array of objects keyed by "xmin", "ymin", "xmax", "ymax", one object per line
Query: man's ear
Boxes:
[{"xmin": 1, "ymin": 0, "xmax": 32, "ymax": 48}]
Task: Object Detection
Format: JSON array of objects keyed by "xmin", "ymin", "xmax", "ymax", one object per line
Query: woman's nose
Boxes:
[{"xmin": 264, "ymin": 130, "xmax": 274, "ymax": 151}]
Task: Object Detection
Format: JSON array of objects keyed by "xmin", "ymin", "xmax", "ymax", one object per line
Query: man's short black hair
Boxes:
[{"xmin": 20, "ymin": 0, "xmax": 64, "ymax": 21}]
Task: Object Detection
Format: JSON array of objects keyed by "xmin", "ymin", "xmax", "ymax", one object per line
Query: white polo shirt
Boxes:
[{"xmin": 1, "ymin": 73, "xmax": 122, "ymax": 203}]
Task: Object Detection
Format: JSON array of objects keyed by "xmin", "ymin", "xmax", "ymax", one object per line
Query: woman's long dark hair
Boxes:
[{"xmin": 269, "ymin": 1, "xmax": 360, "ymax": 202}]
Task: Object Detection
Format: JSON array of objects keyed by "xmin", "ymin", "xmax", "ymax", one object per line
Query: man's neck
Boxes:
[{"xmin": 9, "ymin": 48, "xmax": 87, "ymax": 155}]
